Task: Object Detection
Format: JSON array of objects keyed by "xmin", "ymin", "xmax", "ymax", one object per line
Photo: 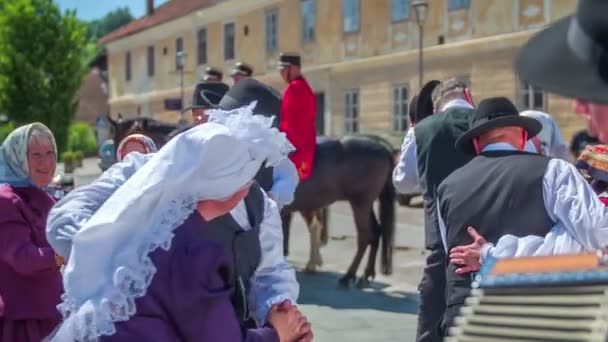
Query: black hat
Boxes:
[
  {"xmin": 455, "ymin": 97, "xmax": 542, "ymax": 154},
  {"xmin": 184, "ymin": 82, "xmax": 229, "ymax": 111},
  {"xmin": 230, "ymin": 62, "xmax": 253, "ymax": 77},
  {"xmin": 416, "ymin": 80, "xmax": 440, "ymax": 123},
  {"xmin": 515, "ymin": 0, "xmax": 608, "ymax": 104},
  {"xmin": 203, "ymin": 67, "xmax": 223, "ymax": 81},
  {"xmin": 216, "ymin": 78, "xmax": 282, "ymax": 127},
  {"xmin": 278, "ymin": 53, "xmax": 301, "ymax": 68}
]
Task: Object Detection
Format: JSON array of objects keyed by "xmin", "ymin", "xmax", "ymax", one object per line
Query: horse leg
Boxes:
[
  {"xmin": 302, "ymin": 211, "xmax": 323, "ymax": 272},
  {"xmin": 280, "ymin": 210, "xmax": 292, "ymax": 256},
  {"xmin": 319, "ymin": 207, "xmax": 330, "ymax": 247},
  {"xmin": 358, "ymin": 211, "xmax": 381, "ymax": 289},
  {"xmin": 338, "ymin": 202, "xmax": 373, "ymax": 289}
]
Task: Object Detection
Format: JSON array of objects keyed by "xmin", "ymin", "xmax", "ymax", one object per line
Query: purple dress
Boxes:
[
  {"xmin": 0, "ymin": 185, "xmax": 62, "ymax": 342},
  {"xmin": 101, "ymin": 212, "xmax": 279, "ymax": 342}
]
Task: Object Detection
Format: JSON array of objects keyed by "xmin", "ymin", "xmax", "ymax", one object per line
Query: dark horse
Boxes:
[
  {"xmin": 282, "ymin": 135, "xmax": 396, "ymax": 288},
  {"xmin": 107, "ymin": 115, "xmax": 179, "ymax": 148}
]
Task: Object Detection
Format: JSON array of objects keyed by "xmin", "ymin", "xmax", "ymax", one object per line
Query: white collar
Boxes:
[
  {"xmin": 441, "ymin": 99, "xmax": 475, "ymax": 112},
  {"xmin": 482, "ymin": 142, "xmax": 519, "ymax": 152}
]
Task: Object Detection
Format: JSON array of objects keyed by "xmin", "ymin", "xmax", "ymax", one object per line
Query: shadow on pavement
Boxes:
[{"xmin": 297, "ymin": 271, "xmax": 419, "ymax": 314}]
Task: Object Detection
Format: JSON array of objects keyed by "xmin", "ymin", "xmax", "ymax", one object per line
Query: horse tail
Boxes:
[
  {"xmin": 319, "ymin": 207, "xmax": 330, "ymax": 246},
  {"xmin": 379, "ymin": 152, "xmax": 396, "ymax": 276}
]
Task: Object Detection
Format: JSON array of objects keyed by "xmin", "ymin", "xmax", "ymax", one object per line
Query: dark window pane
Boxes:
[
  {"xmin": 301, "ymin": 0, "xmax": 316, "ymax": 43},
  {"xmin": 342, "ymin": 0, "xmax": 360, "ymax": 33},
  {"xmin": 147, "ymin": 46, "xmax": 154, "ymax": 77},
  {"xmin": 391, "ymin": 0, "xmax": 409, "ymax": 22},
  {"xmin": 224, "ymin": 23, "xmax": 235, "ymax": 60},
  {"xmin": 125, "ymin": 52, "xmax": 131, "ymax": 81},
  {"xmin": 175, "ymin": 37, "xmax": 183, "ymax": 70},
  {"xmin": 197, "ymin": 28, "xmax": 207, "ymax": 65}
]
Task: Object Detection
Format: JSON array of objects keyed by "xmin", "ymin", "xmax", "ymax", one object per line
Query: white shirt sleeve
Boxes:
[
  {"xmin": 481, "ymin": 159, "xmax": 607, "ymax": 262},
  {"xmin": 270, "ymin": 158, "xmax": 299, "ymax": 208},
  {"xmin": 247, "ymin": 192, "xmax": 299, "ymax": 326},
  {"xmin": 437, "ymin": 200, "xmax": 448, "ymax": 252},
  {"xmin": 46, "ymin": 153, "xmax": 150, "ymax": 258},
  {"xmin": 392, "ymin": 127, "xmax": 421, "ymax": 194}
]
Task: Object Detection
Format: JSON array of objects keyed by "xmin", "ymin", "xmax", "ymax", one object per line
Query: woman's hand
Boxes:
[
  {"xmin": 449, "ymin": 227, "xmax": 487, "ymax": 274},
  {"xmin": 267, "ymin": 302, "xmax": 312, "ymax": 342}
]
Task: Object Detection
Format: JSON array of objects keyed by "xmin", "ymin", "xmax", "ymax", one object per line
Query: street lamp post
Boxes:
[
  {"xmin": 412, "ymin": 0, "xmax": 429, "ymax": 91},
  {"xmin": 176, "ymin": 51, "xmax": 187, "ymax": 125}
]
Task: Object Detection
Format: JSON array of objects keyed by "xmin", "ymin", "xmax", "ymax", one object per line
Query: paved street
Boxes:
[{"xmin": 69, "ymin": 159, "xmax": 426, "ymax": 341}]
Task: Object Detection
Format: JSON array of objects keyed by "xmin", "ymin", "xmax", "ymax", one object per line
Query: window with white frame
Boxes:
[
  {"xmin": 344, "ymin": 89, "xmax": 359, "ymax": 133},
  {"xmin": 342, "ymin": 0, "xmax": 360, "ymax": 33},
  {"xmin": 197, "ymin": 28, "xmax": 207, "ymax": 65},
  {"xmin": 392, "ymin": 85, "xmax": 409, "ymax": 132},
  {"xmin": 265, "ymin": 8, "xmax": 278, "ymax": 53},
  {"xmin": 448, "ymin": 0, "xmax": 470, "ymax": 11},
  {"xmin": 391, "ymin": 0, "xmax": 409, "ymax": 22},
  {"xmin": 224, "ymin": 22, "xmax": 235, "ymax": 60},
  {"xmin": 301, "ymin": 0, "xmax": 316, "ymax": 43},
  {"xmin": 518, "ymin": 80, "xmax": 545, "ymax": 110}
]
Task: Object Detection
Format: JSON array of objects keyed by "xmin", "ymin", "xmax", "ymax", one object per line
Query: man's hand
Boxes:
[
  {"xmin": 449, "ymin": 227, "xmax": 487, "ymax": 275},
  {"xmin": 268, "ymin": 301, "xmax": 313, "ymax": 342}
]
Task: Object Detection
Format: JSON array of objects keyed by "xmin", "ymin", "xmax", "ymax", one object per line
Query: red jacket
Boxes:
[{"xmin": 280, "ymin": 76, "xmax": 316, "ymax": 180}]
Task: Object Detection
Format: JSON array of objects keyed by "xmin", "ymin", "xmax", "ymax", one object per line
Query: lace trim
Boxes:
[{"xmin": 56, "ymin": 195, "xmax": 196, "ymax": 341}]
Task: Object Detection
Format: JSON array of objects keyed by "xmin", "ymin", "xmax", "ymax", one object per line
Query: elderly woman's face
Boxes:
[
  {"xmin": 122, "ymin": 140, "xmax": 147, "ymax": 157},
  {"xmin": 27, "ymin": 136, "xmax": 56, "ymax": 187}
]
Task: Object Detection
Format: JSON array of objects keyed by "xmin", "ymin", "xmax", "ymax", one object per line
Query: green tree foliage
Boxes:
[
  {"xmin": 87, "ymin": 7, "xmax": 133, "ymax": 41},
  {"xmin": 67, "ymin": 122, "xmax": 97, "ymax": 156},
  {"xmin": 0, "ymin": 0, "xmax": 88, "ymax": 152},
  {"xmin": 0, "ymin": 121, "xmax": 16, "ymax": 144}
]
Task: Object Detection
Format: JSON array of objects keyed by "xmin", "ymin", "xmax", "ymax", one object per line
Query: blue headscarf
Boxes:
[{"xmin": 0, "ymin": 122, "xmax": 57, "ymax": 187}]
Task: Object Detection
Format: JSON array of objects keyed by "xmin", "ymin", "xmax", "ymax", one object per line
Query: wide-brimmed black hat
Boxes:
[
  {"xmin": 278, "ymin": 53, "xmax": 301, "ymax": 68},
  {"xmin": 202, "ymin": 67, "xmax": 223, "ymax": 81},
  {"xmin": 416, "ymin": 80, "xmax": 440, "ymax": 122},
  {"xmin": 515, "ymin": 0, "xmax": 608, "ymax": 104},
  {"xmin": 184, "ymin": 82, "xmax": 229, "ymax": 111},
  {"xmin": 455, "ymin": 97, "xmax": 542, "ymax": 154},
  {"xmin": 216, "ymin": 78, "xmax": 282, "ymax": 127},
  {"xmin": 230, "ymin": 62, "xmax": 253, "ymax": 77}
]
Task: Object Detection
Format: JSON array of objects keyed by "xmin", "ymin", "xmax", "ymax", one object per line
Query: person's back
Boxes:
[
  {"xmin": 104, "ymin": 212, "xmax": 278, "ymax": 342},
  {"xmin": 438, "ymin": 152, "xmax": 555, "ymax": 308},
  {"xmin": 414, "ymin": 107, "xmax": 474, "ymax": 249}
]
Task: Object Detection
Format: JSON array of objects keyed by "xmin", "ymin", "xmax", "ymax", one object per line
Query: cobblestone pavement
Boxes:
[{"xmin": 69, "ymin": 158, "xmax": 426, "ymax": 342}]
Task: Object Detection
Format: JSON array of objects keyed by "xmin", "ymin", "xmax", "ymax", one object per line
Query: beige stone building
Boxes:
[{"xmin": 101, "ymin": 0, "xmax": 582, "ymax": 146}]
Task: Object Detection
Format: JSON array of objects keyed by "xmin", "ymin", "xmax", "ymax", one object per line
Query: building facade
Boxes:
[{"xmin": 102, "ymin": 0, "xmax": 581, "ymax": 146}]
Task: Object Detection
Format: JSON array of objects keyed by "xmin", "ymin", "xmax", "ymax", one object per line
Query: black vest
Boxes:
[
  {"xmin": 255, "ymin": 164, "xmax": 274, "ymax": 192},
  {"xmin": 438, "ymin": 151, "xmax": 555, "ymax": 306},
  {"xmin": 414, "ymin": 107, "xmax": 474, "ymax": 249},
  {"xmin": 198, "ymin": 182, "xmax": 265, "ymax": 327}
]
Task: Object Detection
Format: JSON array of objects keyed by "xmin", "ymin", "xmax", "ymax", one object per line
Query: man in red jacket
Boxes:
[{"xmin": 278, "ymin": 53, "xmax": 317, "ymax": 181}]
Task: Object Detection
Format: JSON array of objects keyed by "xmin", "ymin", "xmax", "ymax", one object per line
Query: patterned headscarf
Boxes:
[
  {"xmin": 576, "ymin": 144, "xmax": 608, "ymax": 183},
  {"xmin": 116, "ymin": 134, "xmax": 158, "ymax": 162},
  {"xmin": 0, "ymin": 122, "xmax": 56, "ymax": 187}
]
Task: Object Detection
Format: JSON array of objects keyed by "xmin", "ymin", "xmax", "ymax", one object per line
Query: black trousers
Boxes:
[{"xmin": 415, "ymin": 247, "xmax": 447, "ymax": 342}]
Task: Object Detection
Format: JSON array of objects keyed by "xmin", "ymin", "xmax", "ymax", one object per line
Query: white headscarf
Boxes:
[
  {"xmin": 520, "ymin": 110, "xmax": 571, "ymax": 161},
  {"xmin": 52, "ymin": 103, "xmax": 294, "ymax": 341}
]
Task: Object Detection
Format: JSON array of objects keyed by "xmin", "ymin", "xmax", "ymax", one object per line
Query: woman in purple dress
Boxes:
[
  {"xmin": 0, "ymin": 123, "xmax": 63, "ymax": 342},
  {"xmin": 51, "ymin": 106, "xmax": 311, "ymax": 342}
]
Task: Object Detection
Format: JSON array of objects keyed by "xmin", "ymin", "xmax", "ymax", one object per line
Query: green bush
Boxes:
[
  {"xmin": 61, "ymin": 151, "xmax": 75, "ymax": 164},
  {"xmin": 67, "ymin": 123, "xmax": 97, "ymax": 156},
  {"xmin": 73, "ymin": 150, "xmax": 84, "ymax": 166},
  {"xmin": 0, "ymin": 121, "xmax": 16, "ymax": 144}
]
